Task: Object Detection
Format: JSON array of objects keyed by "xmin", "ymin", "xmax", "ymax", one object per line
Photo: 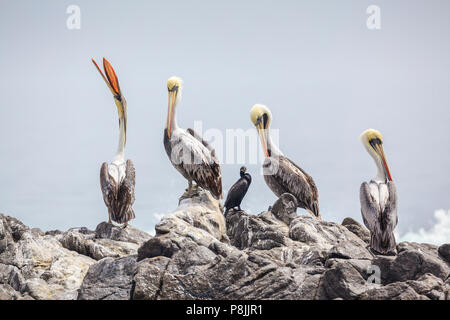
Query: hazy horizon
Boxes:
[{"xmin": 0, "ymin": 0, "xmax": 449, "ymax": 244}]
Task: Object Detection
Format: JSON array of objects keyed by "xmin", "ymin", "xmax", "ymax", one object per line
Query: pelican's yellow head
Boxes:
[
  {"xmin": 167, "ymin": 76, "xmax": 183, "ymax": 92},
  {"xmin": 250, "ymin": 104, "xmax": 272, "ymax": 129},
  {"xmin": 361, "ymin": 129, "xmax": 383, "ymax": 144},
  {"xmin": 250, "ymin": 104, "xmax": 272, "ymax": 157},
  {"xmin": 166, "ymin": 76, "xmax": 183, "ymax": 138},
  {"xmin": 360, "ymin": 128, "xmax": 392, "ymax": 181}
]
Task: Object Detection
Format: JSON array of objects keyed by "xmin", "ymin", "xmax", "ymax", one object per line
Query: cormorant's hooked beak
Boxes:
[
  {"xmin": 255, "ymin": 116, "xmax": 269, "ymax": 158},
  {"xmin": 167, "ymin": 86, "xmax": 178, "ymax": 139},
  {"xmin": 92, "ymin": 57, "xmax": 126, "ymax": 140},
  {"xmin": 370, "ymin": 139, "xmax": 392, "ymax": 182}
]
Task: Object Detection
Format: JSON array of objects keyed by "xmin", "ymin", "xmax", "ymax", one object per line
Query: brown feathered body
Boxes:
[
  {"xmin": 100, "ymin": 159, "xmax": 136, "ymax": 224},
  {"xmin": 263, "ymin": 155, "xmax": 320, "ymax": 218},
  {"xmin": 164, "ymin": 128, "xmax": 222, "ymax": 199},
  {"xmin": 360, "ymin": 180, "xmax": 398, "ymax": 254}
]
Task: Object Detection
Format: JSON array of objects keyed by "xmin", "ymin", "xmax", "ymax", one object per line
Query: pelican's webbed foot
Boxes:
[{"xmin": 185, "ymin": 181, "xmax": 201, "ymax": 198}]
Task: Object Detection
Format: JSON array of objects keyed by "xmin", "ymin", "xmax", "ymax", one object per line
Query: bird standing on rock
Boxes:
[
  {"xmin": 163, "ymin": 76, "xmax": 223, "ymax": 199},
  {"xmin": 360, "ymin": 129, "xmax": 398, "ymax": 255},
  {"xmin": 250, "ymin": 104, "xmax": 320, "ymax": 219},
  {"xmin": 92, "ymin": 58, "xmax": 136, "ymax": 228},
  {"xmin": 224, "ymin": 166, "xmax": 252, "ymax": 215}
]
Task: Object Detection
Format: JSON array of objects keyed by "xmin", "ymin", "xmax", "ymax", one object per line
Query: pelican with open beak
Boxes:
[
  {"xmin": 163, "ymin": 76, "xmax": 222, "ymax": 199},
  {"xmin": 360, "ymin": 129, "xmax": 398, "ymax": 254},
  {"xmin": 250, "ymin": 104, "xmax": 320, "ymax": 218},
  {"xmin": 92, "ymin": 57, "xmax": 135, "ymax": 228}
]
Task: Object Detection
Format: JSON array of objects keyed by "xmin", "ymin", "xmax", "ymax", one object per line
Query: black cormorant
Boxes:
[{"xmin": 224, "ymin": 166, "xmax": 252, "ymax": 215}]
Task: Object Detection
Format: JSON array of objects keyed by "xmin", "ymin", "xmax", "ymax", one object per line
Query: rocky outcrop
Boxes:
[
  {"xmin": 130, "ymin": 191, "xmax": 450, "ymax": 300},
  {"xmin": 0, "ymin": 214, "xmax": 94, "ymax": 300},
  {"xmin": 0, "ymin": 213, "xmax": 149, "ymax": 300},
  {"xmin": 58, "ymin": 222, "xmax": 151, "ymax": 261},
  {"xmin": 77, "ymin": 256, "xmax": 137, "ymax": 300},
  {"xmin": 1, "ymin": 190, "xmax": 449, "ymax": 300}
]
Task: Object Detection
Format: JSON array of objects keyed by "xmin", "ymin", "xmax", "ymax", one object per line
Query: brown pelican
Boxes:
[
  {"xmin": 250, "ymin": 104, "xmax": 320, "ymax": 218},
  {"xmin": 360, "ymin": 129, "xmax": 398, "ymax": 254},
  {"xmin": 224, "ymin": 166, "xmax": 252, "ymax": 215},
  {"xmin": 92, "ymin": 58, "xmax": 136, "ymax": 227},
  {"xmin": 164, "ymin": 76, "xmax": 222, "ymax": 199}
]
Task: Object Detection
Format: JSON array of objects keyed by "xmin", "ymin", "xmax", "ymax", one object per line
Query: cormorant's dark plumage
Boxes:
[{"xmin": 224, "ymin": 167, "xmax": 252, "ymax": 215}]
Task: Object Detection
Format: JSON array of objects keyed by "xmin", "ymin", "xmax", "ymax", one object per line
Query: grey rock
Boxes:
[
  {"xmin": 270, "ymin": 193, "xmax": 298, "ymax": 225},
  {"xmin": 1, "ymin": 192, "xmax": 449, "ymax": 300},
  {"xmin": 0, "ymin": 214, "xmax": 95, "ymax": 300},
  {"xmin": 342, "ymin": 217, "xmax": 370, "ymax": 244},
  {"xmin": 0, "ymin": 213, "xmax": 149, "ymax": 300},
  {"xmin": 133, "ymin": 256, "xmax": 170, "ymax": 300},
  {"xmin": 438, "ymin": 243, "xmax": 450, "ymax": 262},
  {"xmin": 374, "ymin": 242, "xmax": 450, "ymax": 284},
  {"xmin": 137, "ymin": 237, "xmax": 181, "ymax": 261},
  {"xmin": 0, "ymin": 263, "xmax": 26, "ymax": 292},
  {"xmin": 0, "ymin": 284, "xmax": 21, "ymax": 300},
  {"xmin": 359, "ymin": 282, "xmax": 427, "ymax": 300},
  {"xmin": 130, "ymin": 190, "xmax": 449, "ymax": 300},
  {"xmin": 59, "ymin": 223, "xmax": 152, "ymax": 261},
  {"xmin": 290, "ymin": 216, "xmax": 373, "ymax": 260},
  {"xmin": 405, "ymin": 273, "xmax": 445, "ymax": 300},
  {"xmin": 157, "ymin": 191, "xmax": 226, "ymax": 240},
  {"xmin": 31, "ymin": 228, "xmax": 45, "ymax": 237},
  {"xmin": 45, "ymin": 230, "xmax": 63, "ymax": 236},
  {"xmin": 59, "ymin": 230, "xmax": 133, "ymax": 261},
  {"xmin": 321, "ymin": 259, "xmax": 368, "ymax": 299},
  {"xmin": 4, "ymin": 215, "xmax": 30, "ymax": 242},
  {"xmin": 77, "ymin": 256, "xmax": 137, "ymax": 300},
  {"xmin": 445, "ymin": 278, "xmax": 450, "ymax": 300},
  {"xmin": 95, "ymin": 222, "xmax": 151, "ymax": 245},
  {"xmin": 226, "ymin": 210, "xmax": 287, "ymax": 250}
]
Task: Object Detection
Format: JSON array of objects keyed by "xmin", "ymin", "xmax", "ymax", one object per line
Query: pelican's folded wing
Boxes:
[
  {"xmin": 119, "ymin": 159, "xmax": 136, "ymax": 206},
  {"xmin": 186, "ymin": 128, "xmax": 223, "ymax": 199},
  {"xmin": 286, "ymin": 157, "xmax": 319, "ymax": 215},
  {"xmin": 117, "ymin": 159, "xmax": 136, "ymax": 223},
  {"xmin": 187, "ymin": 128, "xmax": 217, "ymax": 159},
  {"xmin": 100, "ymin": 162, "xmax": 117, "ymax": 208},
  {"xmin": 385, "ymin": 181, "xmax": 398, "ymax": 229},
  {"xmin": 270, "ymin": 156, "xmax": 319, "ymax": 216},
  {"xmin": 360, "ymin": 182, "xmax": 380, "ymax": 234}
]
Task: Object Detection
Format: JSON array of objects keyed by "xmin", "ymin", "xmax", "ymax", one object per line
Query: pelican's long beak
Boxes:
[
  {"xmin": 92, "ymin": 58, "xmax": 126, "ymax": 140},
  {"xmin": 92, "ymin": 58, "xmax": 121, "ymax": 96},
  {"xmin": 167, "ymin": 89, "xmax": 177, "ymax": 138},
  {"xmin": 255, "ymin": 116, "xmax": 269, "ymax": 158},
  {"xmin": 372, "ymin": 142, "xmax": 393, "ymax": 182}
]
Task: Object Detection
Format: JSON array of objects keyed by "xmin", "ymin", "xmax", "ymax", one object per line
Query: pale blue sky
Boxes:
[{"xmin": 0, "ymin": 0, "xmax": 449, "ymax": 242}]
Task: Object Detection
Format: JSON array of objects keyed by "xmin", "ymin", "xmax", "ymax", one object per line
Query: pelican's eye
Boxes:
[
  {"xmin": 262, "ymin": 113, "xmax": 269, "ymax": 129},
  {"xmin": 369, "ymin": 137, "xmax": 382, "ymax": 150},
  {"xmin": 169, "ymin": 85, "xmax": 179, "ymax": 92}
]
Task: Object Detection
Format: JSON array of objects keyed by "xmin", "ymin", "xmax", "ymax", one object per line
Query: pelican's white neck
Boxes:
[
  {"xmin": 113, "ymin": 118, "xmax": 126, "ymax": 162},
  {"xmin": 373, "ymin": 156, "xmax": 386, "ymax": 182},
  {"xmin": 366, "ymin": 144, "xmax": 386, "ymax": 182},
  {"xmin": 266, "ymin": 128, "xmax": 282, "ymax": 158}
]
